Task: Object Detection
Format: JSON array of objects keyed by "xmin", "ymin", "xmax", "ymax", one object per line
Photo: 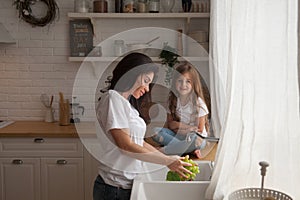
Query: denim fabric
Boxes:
[
  {"xmin": 152, "ymin": 127, "xmax": 177, "ymax": 145},
  {"xmin": 152, "ymin": 127, "xmax": 207, "ymax": 155},
  {"xmin": 93, "ymin": 175, "xmax": 132, "ymax": 200}
]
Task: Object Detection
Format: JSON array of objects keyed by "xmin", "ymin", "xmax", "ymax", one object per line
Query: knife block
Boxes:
[{"xmin": 59, "ymin": 102, "xmax": 70, "ymax": 126}]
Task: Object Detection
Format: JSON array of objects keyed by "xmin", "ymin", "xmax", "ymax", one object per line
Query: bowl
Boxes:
[
  {"xmin": 228, "ymin": 188, "xmax": 293, "ymax": 200},
  {"xmin": 126, "ymin": 43, "xmax": 151, "ymax": 53}
]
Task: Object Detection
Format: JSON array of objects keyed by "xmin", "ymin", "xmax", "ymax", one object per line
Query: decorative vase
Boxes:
[
  {"xmin": 182, "ymin": 0, "xmax": 192, "ymax": 12},
  {"xmin": 161, "ymin": 0, "xmax": 175, "ymax": 13}
]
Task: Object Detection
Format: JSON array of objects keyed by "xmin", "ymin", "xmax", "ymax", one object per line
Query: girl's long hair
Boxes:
[{"xmin": 168, "ymin": 63, "xmax": 209, "ymax": 131}]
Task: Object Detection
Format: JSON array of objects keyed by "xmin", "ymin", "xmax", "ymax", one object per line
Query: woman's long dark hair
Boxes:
[{"xmin": 108, "ymin": 52, "xmax": 158, "ymax": 92}]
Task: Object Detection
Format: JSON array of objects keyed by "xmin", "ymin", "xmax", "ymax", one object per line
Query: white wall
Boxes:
[
  {"xmin": 298, "ymin": 1, "xmax": 300, "ymax": 96},
  {"xmin": 0, "ymin": 0, "xmax": 208, "ymax": 121},
  {"xmin": 0, "ymin": 0, "xmax": 79, "ymax": 121}
]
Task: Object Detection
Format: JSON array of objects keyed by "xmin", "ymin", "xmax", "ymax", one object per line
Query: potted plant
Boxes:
[{"xmin": 159, "ymin": 42, "xmax": 180, "ymax": 85}]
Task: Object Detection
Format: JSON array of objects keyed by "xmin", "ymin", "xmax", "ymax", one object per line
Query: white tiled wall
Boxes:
[{"xmin": 0, "ymin": 0, "xmax": 209, "ymax": 121}]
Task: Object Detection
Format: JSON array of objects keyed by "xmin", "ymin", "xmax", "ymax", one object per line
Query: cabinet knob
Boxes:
[
  {"xmin": 34, "ymin": 138, "xmax": 45, "ymax": 143},
  {"xmin": 12, "ymin": 159, "xmax": 23, "ymax": 165},
  {"xmin": 56, "ymin": 160, "xmax": 68, "ymax": 165}
]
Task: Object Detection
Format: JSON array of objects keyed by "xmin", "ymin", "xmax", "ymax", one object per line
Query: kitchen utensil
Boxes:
[
  {"xmin": 145, "ymin": 36, "xmax": 160, "ymax": 45},
  {"xmin": 40, "ymin": 93, "xmax": 50, "ymax": 108},
  {"xmin": 45, "ymin": 107, "xmax": 54, "ymax": 122},
  {"xmin": 59, "ymin": 101, "xmax": 70, "ymax": 126},
  {"xmin": 49, "ymin": 95, "xmax": 54, "ymax": 107},
  {"xmin": 186, "ymin": 131, "xmax": 219, "ymax": 142},
  {"xmin": 58, "ymin": 92, "xmax": 70, "ymax": 126},
  {"xmin": 228, "ymin": 161, "xmax": 293, "ymax": 200}
]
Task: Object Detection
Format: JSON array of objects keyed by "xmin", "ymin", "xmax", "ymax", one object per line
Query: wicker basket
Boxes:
[{"xmin": 228, "ymin": 188, "xmax": 293, "ymax": 200}]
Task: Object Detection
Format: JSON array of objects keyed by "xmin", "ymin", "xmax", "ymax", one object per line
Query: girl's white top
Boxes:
[
  {"xmin": 96, "ymin": 90, "xmax": 146, "ymax": 189},
  {"xmin": 176, "ymin": 97, "xmax": 209, "ymax": 135}
]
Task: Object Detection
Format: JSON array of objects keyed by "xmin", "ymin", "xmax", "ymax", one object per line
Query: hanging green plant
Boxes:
[
  {"xmin": 13, "ymin": 0, "xmax": 59, "ymax": 27},
  {"xmin": 159, "ymin": 42, "xmax": 180, "ymax": 85}
]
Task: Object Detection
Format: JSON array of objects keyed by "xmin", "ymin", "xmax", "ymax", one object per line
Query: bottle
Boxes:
[
  {"xmin": 148, "ymin": 0, "xmax": 160, "ymax": 13},
  {"xmin": 114, "ymin": 40, "xmax": 126, "ymax": 56},
  {"xmin": 177, "ymin": 29, "xmax": 183, "ymax": 56},
  {"xmin": 115, "ymin": 0, "xmax": 123, "ymax": 13}
]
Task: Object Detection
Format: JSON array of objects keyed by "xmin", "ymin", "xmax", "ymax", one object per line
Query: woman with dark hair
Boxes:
[{"xmin": 94, "ymin": 53, "xmax": 192, "ymax": 200}]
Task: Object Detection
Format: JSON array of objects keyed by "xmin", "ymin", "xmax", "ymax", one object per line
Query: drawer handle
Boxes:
[
  {"xmin": 34, "ymin": 138, "xmax": 45, "ymax": 143},
  {"xmin": 56, "ymin": 160, "xmax": 68, "ymax": 165},
  {"xmin": 12, "ymin": 159, "xmax": 23, "ymax": 165}
]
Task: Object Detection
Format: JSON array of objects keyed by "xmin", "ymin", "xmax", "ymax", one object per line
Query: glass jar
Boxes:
[
  {"xmin": 161, "ymin": 0, "xmax": 175, "ymax": 13},
  {"xmin": 93, "ymin": 0, "xmax": 108, "ymax": 13},
  {"xmin": 137, "ymin": 0, "xmax": 147, "ymax": 13},
  {"xmin": 148, "ymin": 0, "xmax": 160, "ymax": 13},
  {"xmin": 114, "ymin": 40, "xmax": 126, "ymax": 56},
  {"xmin": 74, "ymin": 0, "xmax": 90, "ymax": 13},
  {"xmin": 123, "ymin": 0, "xmax": 134, "ymax": 13}
]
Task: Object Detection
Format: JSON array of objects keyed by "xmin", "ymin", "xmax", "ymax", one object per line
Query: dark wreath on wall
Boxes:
[{"xmin": 13, "ymin": 0, "xmax": 59, "ymax": 27}]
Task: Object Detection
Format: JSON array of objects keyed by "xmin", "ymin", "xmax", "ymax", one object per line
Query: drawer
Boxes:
[{"xmin": 0, "ymin": 138, "xmax": 83, "ymax": 157}]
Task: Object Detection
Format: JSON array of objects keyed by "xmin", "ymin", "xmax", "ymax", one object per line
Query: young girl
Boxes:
[{"xmin": 152, "ymin": 63, "xmax": 210, "ymax": 158}]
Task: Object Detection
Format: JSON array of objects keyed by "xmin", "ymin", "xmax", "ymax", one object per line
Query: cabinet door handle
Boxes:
[
  {"xmin": 56, "ymin": 160, "xmax": 68, "ymax": 165},
  {"xmin": 12, "ymin": 159, "xmax": 23, "ymax": 165},
  {"xmin": 34, "ymin": 138, "xmax": 45, "ymax": 143}
]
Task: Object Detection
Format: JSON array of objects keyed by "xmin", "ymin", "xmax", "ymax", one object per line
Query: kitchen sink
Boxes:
[{"xmin": 130, "ymin": 161, "xmax": 213, "ymax": 200}]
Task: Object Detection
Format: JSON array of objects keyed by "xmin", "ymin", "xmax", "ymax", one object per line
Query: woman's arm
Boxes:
[{"xmin": 110, "ymin": 128, "xmax": 192, "ymax": 177}]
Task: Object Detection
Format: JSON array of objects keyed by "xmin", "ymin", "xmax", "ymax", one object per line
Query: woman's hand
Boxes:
[{"xmin": 167, "ymin": 156, "xmax": 193, "ymax": 178}]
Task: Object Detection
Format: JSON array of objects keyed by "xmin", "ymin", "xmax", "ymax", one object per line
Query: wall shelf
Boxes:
[
  {"xmin": 68, "ymin": 12, "xmax": 210, "ymax": 20},
  {"xmin": 68, "ymin": 56, "xmax": 209, "ymax": 62}
]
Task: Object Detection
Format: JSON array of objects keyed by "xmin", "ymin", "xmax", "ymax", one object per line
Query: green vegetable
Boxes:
[
  {"xmin": 166, "ymin": 155, "xmax": 200, "ymax": 181},
  {"xmin": 166, "ymin": 171, "xmax": 181, "ymax": 181}
]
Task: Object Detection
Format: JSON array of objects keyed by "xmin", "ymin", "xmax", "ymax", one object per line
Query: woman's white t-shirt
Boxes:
[
  {"xmin": 96, "ymin": 90, "xmax": 146, "ymax": 189},
  {"xmin": 176, "ymin": 97, "xmax": 209, "ymax": 135}
]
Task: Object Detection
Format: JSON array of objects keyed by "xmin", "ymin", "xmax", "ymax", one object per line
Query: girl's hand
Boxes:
[
  {"xmin": 167, "ymin": 156, "xmax": 192, "ymax": 178},
  {"xmin": 188, "ymin": 126, "xmax": 198, "ymax": 132}
]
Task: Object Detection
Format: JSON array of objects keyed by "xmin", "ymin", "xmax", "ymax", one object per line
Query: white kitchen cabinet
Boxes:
[
  {"xmin": 41, "ymin": 158, "xmax": 84, "ymax": 200},
  {"xmin": 0, "ymin": 158, "xmax": 40, "ymax": 200},
  {"xmin": 0, "ymin": 138, "xmax": 84, "ymax": 200}
]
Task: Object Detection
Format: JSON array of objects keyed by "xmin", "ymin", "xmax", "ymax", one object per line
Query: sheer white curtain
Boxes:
[{"xmin": 207, "ymin": 0, "xmax": 300, "ymax": 199}]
